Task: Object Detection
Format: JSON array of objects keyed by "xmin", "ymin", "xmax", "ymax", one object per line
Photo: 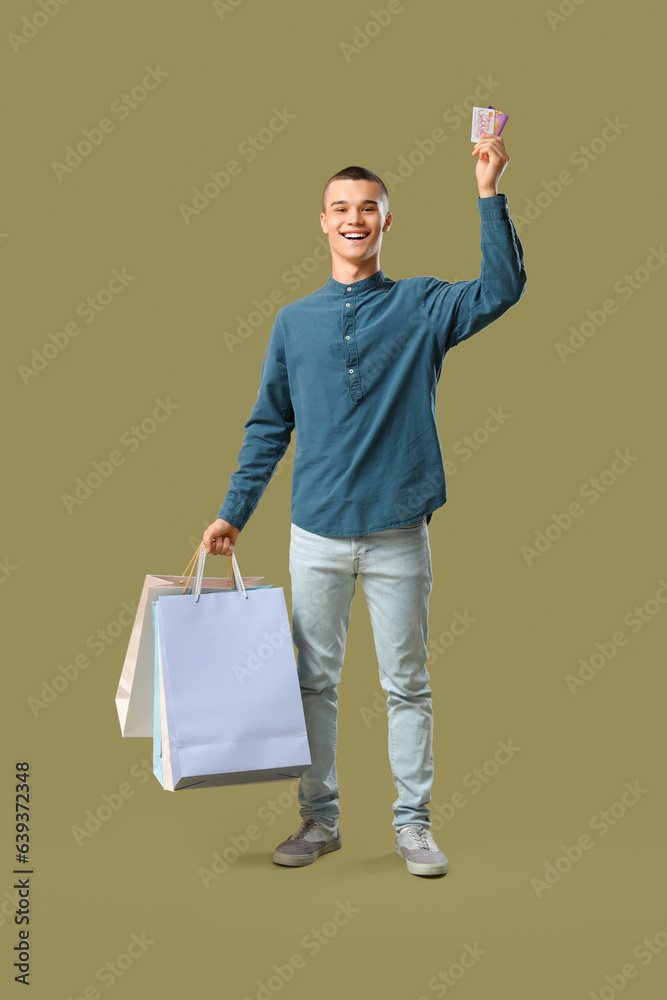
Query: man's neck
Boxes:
[{"xmin": 330, "ymin": 257, "xmax": 382, "ymax": 285}]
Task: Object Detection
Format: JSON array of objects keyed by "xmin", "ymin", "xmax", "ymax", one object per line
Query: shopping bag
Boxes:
[
  {"xmin": 152, "ymin": 600, "xmax": 164, "ymax": 786},
  {"xmin": 152, "ymin": 590, "xmax": 274, "ymax": 787},
  {"xmin": 115, "ymin": 544, "xmax": 265, "ymax": 737},
  {"xmin": 154, "ymin": 600, "xmax": 176, "ymax": 790},
  {"xmin": 153, "ymin": 546, "xmax": 311, "ymax": 790}
]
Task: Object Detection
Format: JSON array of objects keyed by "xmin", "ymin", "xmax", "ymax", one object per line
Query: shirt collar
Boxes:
[{"xmin": 325, "ymin": 269, "xmax": 386, "ymax": 294}]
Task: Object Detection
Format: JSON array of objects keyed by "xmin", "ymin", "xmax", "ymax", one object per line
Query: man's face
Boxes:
[{"xmin": 320, "ymin": 179, "xmax": 391, "ymax": 266}]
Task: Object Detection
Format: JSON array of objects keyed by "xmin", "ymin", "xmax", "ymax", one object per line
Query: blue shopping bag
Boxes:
[
  {"xmin": 153, "ymin": 546, "xmax": 310, "ymax": 790},
  {"xmin": 117, "ymin": 548, "xmax": 266, "ymax": 738}
]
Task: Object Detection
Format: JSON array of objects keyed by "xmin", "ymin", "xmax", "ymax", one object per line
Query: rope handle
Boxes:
[
  {"xmin": 178, "ymin": 542, "xmax": 247, "ymax": 603},
  {"xmin": 179, "ymin": 543, "xmax": 231, "ymax": 593}
]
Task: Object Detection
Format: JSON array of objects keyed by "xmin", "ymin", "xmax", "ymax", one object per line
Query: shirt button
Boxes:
[
  {"xmin": 345, "ymin": 335, "xmax": 350, "ymax": 340},
  {"xmin": 345, "ymin": 302, "xmax": 350, "ymax": 307},
  {"xmin": 349, "ymin": 369, "xmax": 354, "ymax": 374},
  {"xmin": 346, "ymin": 286, "xmax": 352, "ymax": 291}
]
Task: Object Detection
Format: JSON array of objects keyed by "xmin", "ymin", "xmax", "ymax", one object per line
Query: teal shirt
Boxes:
[{"xmin": 218, "ymin": 194, "xmax": 527, "ymax": 537}]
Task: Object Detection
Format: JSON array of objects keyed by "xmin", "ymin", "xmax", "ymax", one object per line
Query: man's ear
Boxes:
[
  {"xmin": 320, "ymin": 211, "xmax": 328, "ymax": 233},
  {"xmin": 382, "ymin": 212, "xmax": 393, "ymax": 233}
]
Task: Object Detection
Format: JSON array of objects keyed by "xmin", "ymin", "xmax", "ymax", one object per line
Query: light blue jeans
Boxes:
[{"xmin": 289, "ymin": 518, "xmax": 434, "ymax": 831}]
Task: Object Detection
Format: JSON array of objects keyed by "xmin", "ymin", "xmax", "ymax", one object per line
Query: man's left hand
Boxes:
[{"xmin": 472, "ymin": 132, "xmax": 510, "ymax": 197}]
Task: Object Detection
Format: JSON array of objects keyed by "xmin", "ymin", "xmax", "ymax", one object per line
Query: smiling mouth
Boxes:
[{"xmin": 341, "ymin": 232, "xmax": 369, "ymax": 241}]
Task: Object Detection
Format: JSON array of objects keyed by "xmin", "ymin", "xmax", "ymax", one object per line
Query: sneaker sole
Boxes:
[
  {"xmin": 272, "ymin": 838, "xmax": 342, "ymax": 867},
  {"xmin": 395, "ymin": 844, "xmax": 449, "ymax": 876}
]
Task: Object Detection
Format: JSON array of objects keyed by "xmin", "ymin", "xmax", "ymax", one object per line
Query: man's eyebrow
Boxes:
[{"xmin": 329, "ymin": 199, "xmax": 380, "ymax": 207}]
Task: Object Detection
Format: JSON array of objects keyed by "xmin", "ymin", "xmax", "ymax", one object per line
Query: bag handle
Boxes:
[
  {"xmin": 179, "ymin": 542, "xmax": 247, "ymax": 603},
  {"xmin": 179, "ymin": 543, "xmax": 235, "ymax": 593}
]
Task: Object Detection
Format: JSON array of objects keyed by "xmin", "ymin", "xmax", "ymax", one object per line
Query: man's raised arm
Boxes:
[{"xmin": 421, "ymin": 132, "xmax": 527, "ymax": 354}]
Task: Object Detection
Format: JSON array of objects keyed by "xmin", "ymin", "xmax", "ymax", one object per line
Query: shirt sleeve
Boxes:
[
  {"xmin": 217, "ymin": 313, "xmax": 295, "ymax": 530},
  {"xmin": 420, "ymin": 193, "xmax": 527, "ymax": 355}
]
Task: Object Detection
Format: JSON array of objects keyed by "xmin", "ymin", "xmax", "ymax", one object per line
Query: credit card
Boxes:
[
  {"xmin": 470, "ymin": 106, "xmax": 496, "ymax": 142},
  {"xmin": 470, "ymin": 105, "xmax": 509, "ymax": 141},
  {"xmin": 488, "ymin": 105, "xmax": 509, "ymax": 134}
]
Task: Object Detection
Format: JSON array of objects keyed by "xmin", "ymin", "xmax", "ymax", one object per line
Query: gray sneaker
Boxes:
[
  {"xmin": 395, "ymin": 824, "xmax": 449, "ymax": 876},
  {"xmin": 272, "ymin": 817, "xmax": 342, "ymax": 867}
]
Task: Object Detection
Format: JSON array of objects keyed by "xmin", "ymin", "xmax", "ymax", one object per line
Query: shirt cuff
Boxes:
[
  {"xmin": 477, "ymin": 193, "xmax": 510, "ymax": 220},
  {"xmin": 217, "ymin": 498, "xmax": 248, "ymax": 532}
]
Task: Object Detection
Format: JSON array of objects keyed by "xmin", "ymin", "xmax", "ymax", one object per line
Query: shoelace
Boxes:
[
  {"xmin": 407, "ymin": 825, "xmax": 431, "ymax": 850},
  {"xmin": 292, "ymin": 818, "xmax": 319, "ymax": 841}
]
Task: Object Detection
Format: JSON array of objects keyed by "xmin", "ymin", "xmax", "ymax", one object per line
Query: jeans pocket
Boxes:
[{"xmin": 396, "ymin": 518, "xmax": 425, "ymax": 530}]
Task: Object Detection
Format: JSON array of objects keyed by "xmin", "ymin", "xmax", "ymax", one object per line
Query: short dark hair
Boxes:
[{"xmin": 322, "ymin": 165, "xmax": 389, "ymax": 213}]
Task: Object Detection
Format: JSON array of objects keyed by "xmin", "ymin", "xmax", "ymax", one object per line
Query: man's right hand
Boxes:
[{"xmin": 203, "ymin": 518, "xmax": 240, "ymax": 556}]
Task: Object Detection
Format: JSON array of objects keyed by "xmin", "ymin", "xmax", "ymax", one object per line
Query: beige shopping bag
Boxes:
[{"xmin": 115, "ymin": 545, "xmax": 265, "ymax": 737}]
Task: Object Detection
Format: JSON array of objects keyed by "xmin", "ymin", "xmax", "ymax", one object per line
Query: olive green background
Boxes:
[{"xmin": 2, "ymin": 0, "xmax": 665, "ymax": 997}]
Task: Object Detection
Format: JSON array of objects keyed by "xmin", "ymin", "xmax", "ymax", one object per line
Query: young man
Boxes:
[{"xmin": 203, "ymin": 132, "xmax": 526, "ymax": 876}]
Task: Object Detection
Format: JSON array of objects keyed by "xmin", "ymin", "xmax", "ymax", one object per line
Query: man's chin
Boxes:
[{"xmin": 336, "ymin": 241, "xmax": 374, "ymax": 258}]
